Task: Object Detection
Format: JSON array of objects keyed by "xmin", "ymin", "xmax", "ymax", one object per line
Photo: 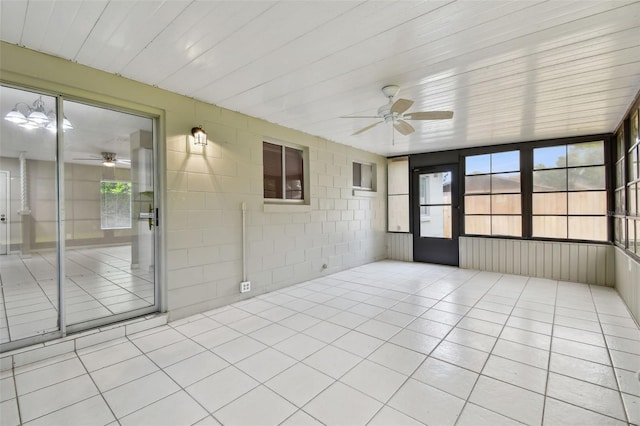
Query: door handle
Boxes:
[{"xmin": 0, "ymin": 214, "xmax": 5, "ymax": 223}]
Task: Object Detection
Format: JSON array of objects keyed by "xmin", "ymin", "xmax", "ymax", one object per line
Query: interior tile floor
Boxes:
[
  {"xmin": 0, "ymin": 246, "xmax": 154, "ymax": 344},
  {"xmin": 1, "ymin": 260, "xmax": 639, "ymax": 425}
]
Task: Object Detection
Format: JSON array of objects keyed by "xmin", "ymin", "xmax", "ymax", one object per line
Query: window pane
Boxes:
[
  {"xmin": 614, "ymin": 217, "xmax": 625, "ymax": 246},
  {"xmin": 491, "ymin": 151, "xmax": 519, "ymax": 173},
  {"xmin": 568, "ymin": 216, "xmax": 607, "ymax": 241},
  {"xmin": 629, "ymin": 220, "xmax": 636, "ymax": 253},
  {"xmin": 491, "ymin": 215, "xmax": 521, "ymax": 237},
  {"xmin": 629, "ymin": 148, "xmax": 638, "ymax": 182},
  {"xmin": 568, "ymin": 191, "xmax": 606, "ymax": 215},
  {"xmin": 420, "ymin": 205, "xmax": 451, "ymax": 238},
  {"xmin": 533, "ymin": 169, "xmax": 566, "ymax": 192},
  {"xmin": 617, "ymin": 131, "xmax": 625, "ymax": 161},
  {"xmin": 615, "ymin": 189, "xmax": 625, "ymax": 214},
  {"xmin": 465, "ymin": 175, "xmax": 490, "ymax": 194},
  {"xmin": 466, "ymin": 154, "xmax": 490, "ymax": 175},
  {"xmin": 285, "ymin": 147, "xmax": 303, "ymax": 200},
  {"xmin": 616, "ymin": 161, "xmax": 624, "ymax": 188},
  {"xmin": 388, "ymin": 194, "xmax": 409, "ymax": 232},
  {"xmin": 533, "ymin": 193, "xmax": 567, "ymax": 215},
  {"xmin": 263, "ymin": 142, "xmax": 282, "ymax": 199},
  {"xmin": 353, "ymin": 163, "xmax": 361, "ymax": 187},
  {"xmin": 465, "ymin": 195, "xmax": 490, "ymax": 214},
  {"xmin": 421, "ymin": 172, "xmax": 451, "ymax": 204},
  {"xmin": 361, "ymin": 164, "xmax": 373, "ymax": 189},
  {"xmin": 629, "ymin": 183, "xmax": 637, "ymax": 216},
  {"xmin": 465, "ymin": 215, "xmax": 491, "ymax": 235},
  {"xmin": 631, "ymin": 110, "xmax": 638, "ymax": 147},
  {"xmin": 491, "ymin": 194, "xmax": 521, "ymax": 214},
  {"xmin": 533, "ymin": 216, "xmax": 567, "ymax": 239},
  {"xmin": 491, "ymin": 172, "xmax": 520, "ymax": 193},
  {"xmin": 568, "ymin": 166, "xmax": 605, "ymax": 190},
  {"xmin": 567, "ymin": 141, "xmax": 604, "ymax": 167},
  {"xmin": 100, "ymin": 181, "xmax": 132, "ymax": 229},
  {"xmin": 534, "ymin": 145, "xmax": 566, "ymax": 169}
]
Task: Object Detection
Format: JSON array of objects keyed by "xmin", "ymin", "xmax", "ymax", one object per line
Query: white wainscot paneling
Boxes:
[
  {"xmin": 459, "ymin": 237, "xmax": 614, "ymax": 287},
  {"xmin": 387, "ymin": 233, "xmax": 413, "ymax": 262},
  {"xmin": 614, "ymin": 247, "xmax": 640, "ymax": 324}
]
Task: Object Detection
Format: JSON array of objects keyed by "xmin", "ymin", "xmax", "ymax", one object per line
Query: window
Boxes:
[
  {"xmin": 100, "ymin": 181, "xmax": 131, "ymax": 229},
  {"xmin": 388, "ymin": 157, "xmax": 409, "ymax": 232},
  {"xmin": 464, "ymin": 150, "xmax": 522, "ymax": 237},
  {"xmin": 628, "ymin": 109, "xmax": 639, "ymax": 254},
  {"xmin": 353, "ymin": 162, "xmax": 374, "ymax": 190},
  {"xmin": 532, "ymin": 141, "xmax": 606, "ymax": 241},
  {"xmin": 263, "ymin": 142, "xmax": 304, "ymax": 201},
  {"xmin": 615, "ymin": 129, "xmax": 626, "ymax": 247}
]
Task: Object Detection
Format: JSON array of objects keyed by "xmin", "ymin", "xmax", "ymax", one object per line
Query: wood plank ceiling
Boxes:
[{"xmin": 1, "ymin": 0, "xmax": 639, "ymax": 156}]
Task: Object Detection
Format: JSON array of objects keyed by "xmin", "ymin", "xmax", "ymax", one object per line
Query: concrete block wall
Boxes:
[
  {"xmin": 0, "ymin": 42, "xmax": 388, "ymax": 322},
  {"xmin": 165, "ymin": 112, "xmax": 388, "ymax": 319}
]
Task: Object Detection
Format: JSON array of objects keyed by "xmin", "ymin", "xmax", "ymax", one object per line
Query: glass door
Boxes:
[
  {"xmin": 412, "ymin": 164, "xmax": 460, "ymax": 265},
  {"xmin": 62, "ymin": 100, "xmax": 156, "ymax": 331},
  {"xmin": 0, "ymin": 86, "xmax": 60, "ymax": 345},
  {"xmin": 0, "ymin": 84, "xmax": 158, "ymax": 350}
]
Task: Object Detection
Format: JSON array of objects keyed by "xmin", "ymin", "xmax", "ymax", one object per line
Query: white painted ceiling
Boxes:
[{"xmin": 1, "ymin": 0, "xmax": 639, "ymax": 157}]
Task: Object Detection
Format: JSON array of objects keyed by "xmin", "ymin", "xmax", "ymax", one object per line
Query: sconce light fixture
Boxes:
[{"xmin": 191, "ymin": 126, "xmax": 207, "ymax": 146}]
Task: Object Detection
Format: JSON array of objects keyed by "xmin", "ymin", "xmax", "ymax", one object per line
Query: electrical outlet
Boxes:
[{"xmin": 240, "ymin": 281, "xmax": 251, "ymax": 293}]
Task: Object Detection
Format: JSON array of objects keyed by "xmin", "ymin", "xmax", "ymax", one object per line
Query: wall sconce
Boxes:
[{"xmin": 191, "ymin": 126, "xmax": 207, "ymax": 146}]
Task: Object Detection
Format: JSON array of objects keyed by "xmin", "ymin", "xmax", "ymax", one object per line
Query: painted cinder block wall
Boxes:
[{"xmin": 0, "ymin": 42, "xmax": 387, "ymax": 321}]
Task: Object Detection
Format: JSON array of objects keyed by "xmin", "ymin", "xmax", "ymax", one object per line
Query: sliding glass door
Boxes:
[{"xmin": 0, "ymin": 85, "xmax": 158, "ymax": 350}]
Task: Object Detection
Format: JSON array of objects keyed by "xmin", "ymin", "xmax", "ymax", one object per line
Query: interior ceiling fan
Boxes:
[
  {"xmin": 342, "ymin": 85, "xmax": 454, "ymax": 138},
  {"xmin": 72, "ymin": 151, "xmax": 131, "ymax": 167}
]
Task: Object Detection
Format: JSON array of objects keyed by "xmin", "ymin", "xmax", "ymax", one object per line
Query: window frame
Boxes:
[
  {"xmin": 460, "ymin": 134, "xmax": 612, "ymax": 244},
  {"xmin": 100, "ymin": 180, "xmax": 132, "ymax": 230},
  {"xmin": 262, "ymin": 139, "xmax": 308, "ymax": 204},
  {"xmin": 352, "ymin": 161, "xmax": 375, "ymax": 191}
]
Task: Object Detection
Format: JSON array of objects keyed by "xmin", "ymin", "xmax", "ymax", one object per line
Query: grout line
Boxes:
[
  {"xmin": 451, "ymin": 274, "xmax": 531, "ymax": 426},
  {"xmin": 539, "ymin": 275, "xmax": 560, "ymax": 425},
  {"xmin": 589, "ymin": 283, "xmax": 632, "ymax": 425}
]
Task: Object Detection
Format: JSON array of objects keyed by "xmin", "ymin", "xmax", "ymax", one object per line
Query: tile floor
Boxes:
[
  {"xmin": 1, "ymin": 260, "xmax": 639, "ymax": 425},
  {"xmin": 0, "ymin": 246, "xmax": 154, "ymax": 343}
]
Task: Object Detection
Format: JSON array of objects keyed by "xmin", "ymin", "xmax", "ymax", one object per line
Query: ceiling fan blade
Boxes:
[
  {"xmin": 394, "ymin": 120, "xmax": 415, "ymax": 136},
  {"xmin": 352, "ymin": 121, "xmax": 383, "ymax": 136},
  {"xmin": 340, "ymin": 115, "xmax": 380, "ymax": 119},
  {"xmin": 116, "ymin": 159, "xmax": 131, "ymax": 164},
  {"xmin": 404, "ymin": 111, "xmax": 454, "ymax": 120},
  {"xmin": 72, "ymin": 158, "xmax": 100, "ymax": 161},
  {"xmin": 390, "ymin": 98, "xmax": 414, "ymax": 114}
]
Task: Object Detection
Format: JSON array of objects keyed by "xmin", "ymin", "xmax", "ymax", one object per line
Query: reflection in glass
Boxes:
[
  {"xmin": 63, "ymin": 99, "xmax": 154, "ymax": 325},
  {"xmin": 534, "ymin": 145, "xmax": 566, "ymax": 169},
  {"xmin": 263, "ymin": 142, "xmax": 283, "ymax": 199},
  {"xmin": 465, "ymin": 154, "xmax": 490, "ymax": 175},
  {"xmin": 0, "ymin": 86, "xmax": 59, "ymax": 343},
  {"xmin": 285, "ymin": 147, "xmax": 304, "ymax": 199}
]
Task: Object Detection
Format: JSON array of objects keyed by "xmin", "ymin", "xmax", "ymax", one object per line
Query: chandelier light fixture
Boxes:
[{"xmin": 4, "ymin": 96, "xmax": 73, "ymax": 131}]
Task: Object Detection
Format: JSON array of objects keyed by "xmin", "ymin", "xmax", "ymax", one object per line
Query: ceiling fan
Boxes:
[
  {"xmin": 342, "ymin": 85, "xmax": 453, "ymax": 138},
  {"xmin": 72, "ymin": 151, "xmax": 131, "ymax": 167}
]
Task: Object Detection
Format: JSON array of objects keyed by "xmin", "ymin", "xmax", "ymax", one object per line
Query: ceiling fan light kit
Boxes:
[{"xmin": 342, "ymin": 85, "xmax": 454, "ymax": 141}]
